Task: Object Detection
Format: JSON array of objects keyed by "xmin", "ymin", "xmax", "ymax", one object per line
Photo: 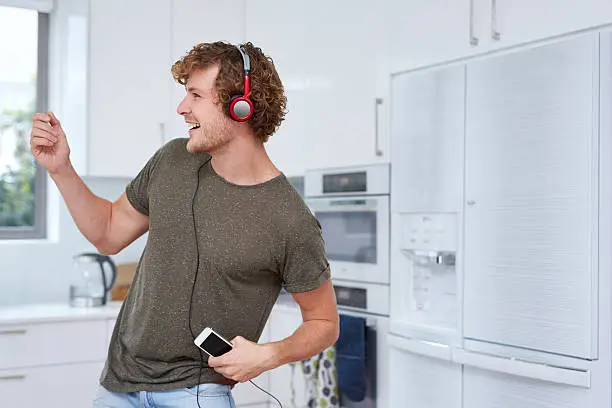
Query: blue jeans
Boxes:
[{"xmin": 93, "ymin": 383, "xmax": 236, "ymax": 408}]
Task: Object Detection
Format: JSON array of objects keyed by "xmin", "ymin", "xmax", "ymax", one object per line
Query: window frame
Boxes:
[{"xmin": 0, "ymin": 10, "xmax": 48, "ymax": 239}]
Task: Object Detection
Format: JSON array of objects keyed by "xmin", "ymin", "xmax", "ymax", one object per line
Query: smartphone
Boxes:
[{"xmin": 194, "ymin": 327, "xmax": 233, "ymax": 357}]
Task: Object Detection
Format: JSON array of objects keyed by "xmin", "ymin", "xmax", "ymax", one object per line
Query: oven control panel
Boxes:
[{"xmin": 333, "ymin": 282, "xmax": 389, "ymax": 316}]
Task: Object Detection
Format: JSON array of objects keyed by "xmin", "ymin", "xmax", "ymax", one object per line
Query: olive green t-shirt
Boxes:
[{"xmin": 99, "ymin": 138, "xmax": 330, "ymax": 392}]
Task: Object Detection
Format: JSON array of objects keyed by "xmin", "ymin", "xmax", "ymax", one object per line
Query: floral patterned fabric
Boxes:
[{"xmin": 301, "ymin": 345, "xmax": 340, "ymax": 408}]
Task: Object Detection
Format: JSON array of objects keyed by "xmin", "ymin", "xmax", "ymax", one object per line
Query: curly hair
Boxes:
[{"xmin": 171, "ymin": 41, "xmax": 287, "ymax": 143}]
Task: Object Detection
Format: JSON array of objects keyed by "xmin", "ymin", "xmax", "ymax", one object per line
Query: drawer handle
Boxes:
[
  {"xmin": 388, "ymin": 334, "xmax": 452, "ymax": 362},
  {"xmin": 0, "ymin": 329, "xmax": 26, "ymax": 335},
  {"xmin": 0, "ymin": 375, "xmax": 26, "ymax": 381},
  {"xmin": 453, "ymin": 349, "xmax": 590, "ymax": 388}
]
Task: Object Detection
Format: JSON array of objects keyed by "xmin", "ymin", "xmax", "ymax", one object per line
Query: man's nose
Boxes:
[{"xmin": 177, "ymin": 97, "xmax": 189, "ymax": 116}]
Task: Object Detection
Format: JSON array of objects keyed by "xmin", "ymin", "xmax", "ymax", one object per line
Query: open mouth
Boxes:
[{"xmin": 187, "ymin": 122, "xmax": 200, "ymax": 131}]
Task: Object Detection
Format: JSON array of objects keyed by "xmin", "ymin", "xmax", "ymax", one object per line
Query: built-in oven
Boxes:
[
  {"xmin": 305, "ymin": 164, "xmax": 390, "ymax": 285},
  {"xmin": 333, "ymin": 281, "xmax": 390, "ymax": 408}
]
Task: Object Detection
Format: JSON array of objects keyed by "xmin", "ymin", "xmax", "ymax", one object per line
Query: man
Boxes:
[{"xmin": 30, "ymin": 41, "xmax": 339, "ymax": 408}]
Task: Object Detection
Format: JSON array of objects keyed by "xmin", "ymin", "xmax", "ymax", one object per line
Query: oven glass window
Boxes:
[{"xmin": 316, "ymin": 211, "xmax": 377, "ymax": 264}]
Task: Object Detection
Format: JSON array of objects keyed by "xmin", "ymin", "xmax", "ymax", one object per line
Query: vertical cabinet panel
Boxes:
[
  {"xmin": 88, "ymin": 0, "xmax": 171, "ymax": 177},
  {"xmin": 464, "ymin": 33, "xmax": 599, "ymax": 359},
  {"xmin": 390, "ymin": 65, "xmax": 465, "ymax": 213}
]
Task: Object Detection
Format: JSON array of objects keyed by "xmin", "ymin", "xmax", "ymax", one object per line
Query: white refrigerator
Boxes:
[{"xmin": 388, "ymin": 29, "xmax": 612, "ymax": 408}]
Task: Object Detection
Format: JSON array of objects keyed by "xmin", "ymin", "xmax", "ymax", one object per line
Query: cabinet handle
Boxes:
[
  {"xmin": 374, "ymin": 98, "xmax": 383, "ymax": 157},
  {"xmin": 453, "ymin": 349, "xmax": 590, "ymax": 388},
  {"xmin": 469, "ymin": 0, "xmax": 479, "ymax": 46},
  {"xmin": 388, "ymin": 334, "xmax": 452, "ymax": 362},
  {"xmin": 0, "ymin": 329, "xmax": 26, "ymax": 335},
  {"xmin": 159, "ymin": 122, "xmax": 165, "ymax": 145},
  {"xmin": 0, "ymin": 375, "xmax": 26, "ymax": 381},
  {"xmin": 491, "ymin": 0, "xmax": 501, "ymax": 40}
]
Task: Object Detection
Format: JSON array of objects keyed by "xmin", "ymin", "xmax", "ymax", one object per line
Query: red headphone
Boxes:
[{"xmin": 227, "ymin": 45, "xmax": 254, "ymax": 122}]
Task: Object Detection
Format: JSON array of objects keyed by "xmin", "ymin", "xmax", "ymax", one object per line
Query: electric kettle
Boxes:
[{"xmin": 69, "ymin": 253, "xmax": 117, "ymax": 307}]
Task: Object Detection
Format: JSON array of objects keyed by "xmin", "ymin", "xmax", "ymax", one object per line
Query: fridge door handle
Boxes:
[
  {"xmin": 453, "ymin": 349, "xmax": 590, "ymax": 388},
  {"xmin": 388, "ymin": 333, "xmax": 452, "ymax": 362}
]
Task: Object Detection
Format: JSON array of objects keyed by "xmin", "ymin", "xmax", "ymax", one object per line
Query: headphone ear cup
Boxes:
[
  {"xmin": 226, "ymin": 95, "xmax": 240, "ymax": 118},
  {"xmin": 227, "ymin": 95, "xmax": 254, "ymax": 122}
]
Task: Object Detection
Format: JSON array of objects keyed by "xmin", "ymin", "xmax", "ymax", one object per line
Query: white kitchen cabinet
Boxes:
[
  {"xmin": 244, "ymin": 1, "xmax": 308, "ymax": 177},
  {"xmin": 266, "ymin": 305, "xmax": 308, "ymax": 408},
  {"xmin": 463, "ymin": 364, "xmax": 589, "ymax": 408},
  {"xmin": 482, "ymin": 0, "xmax": 612, "ymax": 52},
  {"xmin": 0, "ymin": 361, "xmax": 105, "ymax": 408},
  {"xmin": 388, "ymin": 0, "xmax": 612, "ymax": 73},
  {"xmin": 390, "ymin": 64, "xmax": 465, "ymax": 213},
  {"xmin": 0, "ymin": 320, "xmax": 107, "ymax": 369},
  {"xmin": 88, "ymin": 0, "xmax": 171, "ymax": 177},
  {"xmin": 388, "ymin": 335, "xmax": 461, "ymax": 408},
  {"xmin": 246, "ymin": 0, "xmax": 389, "ymax": 177},
  {"xmin": 0, "ymin": 301, "xmax": 280, "ymax": 408},
  {"xmin": 463, "ymin": 33, "xmax": 599, "ymax": 359},
  {"xmin": 387, "ymin": 0, "xmax": 478, "ymax": 73},
  {"xmin": 165, "ymin": 0, "xmax": 246, "ymax": 143},
  {"xmin": 0, "ymin": 304, "xmax": 120, "ymax": 408}
]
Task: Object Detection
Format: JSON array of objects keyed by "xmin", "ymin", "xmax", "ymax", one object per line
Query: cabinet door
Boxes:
[
  {"xmin": 246, "ymin": 0, "xmax": 389, "ymax": 177},
  {"xmin": 387, "ymin": 0, "xmax": 476, "ymax": 72},
  {"xmin": 463, "ymin": 366, "xmax": 589, "ymax": 408},
  {"xmin": 88, "ymin": 0, "xmax": 171, "ymax": 177},
  {"xmin": 388, "ymin": 337, "xmax": 461, "ymax": 408},
  {"xmin": 0, "ymin": 320, "xmax": 107, "ymax": 369},
  {"xmin": 483, "ymin": 0, "xmax": 612, "ymax": 51},
  {"xmin": 166, "ymin": 0, "xmax": 246, "ymax": 143},
  {"xmin": 390, "ymin": 64, "xmax": 465, "ymax": 213},
  {"xmin": 464, "ymin": 33, "xmax": 599, "ymax": 359},
  {"xmin": 0, "ymin": 361, "xmax": 104, "ymax": 408},
  {"xmin": 244, "ymin": 1, "xmax": 307, "ymax": 177},
  {"xmin": 266, "ymin": 306, "xmax": 308, "ymax": 408}
]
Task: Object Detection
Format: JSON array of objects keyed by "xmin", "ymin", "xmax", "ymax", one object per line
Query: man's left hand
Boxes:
[{"xmin": 207, "ymin": 336, "xmax": 277, "ymax": 383}]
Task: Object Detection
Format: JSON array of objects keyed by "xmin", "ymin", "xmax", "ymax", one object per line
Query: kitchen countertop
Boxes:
[
  {"xmin": 0, "ymin": 301, "xmax": 124, "ymax": 326},
  {"xmin": 0, "ymin": 292, "xmax": 299, "ymax": 326}
]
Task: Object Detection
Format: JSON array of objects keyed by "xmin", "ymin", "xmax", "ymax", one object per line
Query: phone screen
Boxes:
[{"xmin": 199, "ymin": 333, "xmax": 232, "ymax": 357}]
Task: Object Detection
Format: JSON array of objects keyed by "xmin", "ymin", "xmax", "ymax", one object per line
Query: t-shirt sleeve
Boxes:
[
  {"xmin": 125, "ymin": 145, "xmax": 166, "ymax": 216},
  {"xmin": 280, "ymin": 214, "xmax": 331, "ymax": 293}
]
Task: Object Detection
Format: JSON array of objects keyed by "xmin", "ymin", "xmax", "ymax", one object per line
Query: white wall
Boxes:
[{"xmin": 0, "ymin": 176, "xmax": 147, "ymax": 306}]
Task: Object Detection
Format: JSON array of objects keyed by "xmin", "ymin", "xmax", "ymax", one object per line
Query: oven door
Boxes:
[
  {"xmin": 336, "ymin": 308, "xmax": 390, "ymax": 408},
  {"xmin": 306, "ymin": 196, "xmax": 389, "ymax": 284}
]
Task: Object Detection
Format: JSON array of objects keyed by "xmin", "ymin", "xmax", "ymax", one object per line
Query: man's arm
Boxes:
[
  {"xmin": 269, "ymin": 279, "xmax": 339, "ymax": 366},
  {"xmin": 31, "ymin": 112, "xmax": 149, "ymax": 254},
  {"xmin": 208, "ymin": 279, "xmax": 339, "ymax": 382},
  {"xmin": 52, "ymin": 166, "xmax": 149, "ymax": 255}
]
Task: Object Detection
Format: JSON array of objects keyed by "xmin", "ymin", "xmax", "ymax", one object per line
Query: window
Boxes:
[{"xmin": 0, "ymin": 5, "xmax": 48, "ymax": 239}]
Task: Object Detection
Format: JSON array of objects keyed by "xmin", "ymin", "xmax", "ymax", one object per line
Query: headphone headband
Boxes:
[
  {"xmin": 227, "ymin": 44, "xmax": 254, "ymax": 122},
  {"xmin": 236, "ymin": 45, "xmax": 250, "ymax": 73}
]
